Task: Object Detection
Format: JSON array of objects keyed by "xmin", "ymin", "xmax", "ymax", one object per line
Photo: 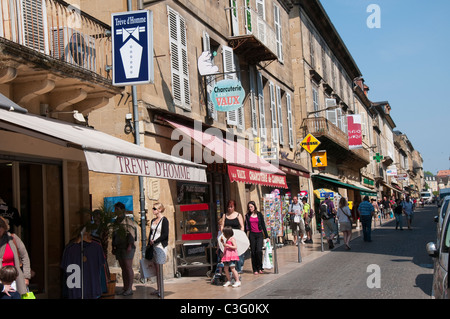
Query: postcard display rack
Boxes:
[{"xmin": 263, "ymin": 190, "xmax": 290, "ymax": 243}]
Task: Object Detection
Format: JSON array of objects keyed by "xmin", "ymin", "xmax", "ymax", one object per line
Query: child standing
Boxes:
[
  {"xmin": 0, "ymin": 265, "xmax": 21, "ymax": 299},
  {"xmin": 220, "ymin": 226, "xmax": 241, "ymax": 288}
]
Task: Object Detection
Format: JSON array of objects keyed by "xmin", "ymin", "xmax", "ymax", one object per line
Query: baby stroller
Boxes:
[{"xmin": 210, "ymin": 260, "xmax": 226, "ymax": 285}]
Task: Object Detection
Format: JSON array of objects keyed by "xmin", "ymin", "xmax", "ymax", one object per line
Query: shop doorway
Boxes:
[{"xmin": 0, "ymin": 160, "xmax": 64, "ymax": 298}]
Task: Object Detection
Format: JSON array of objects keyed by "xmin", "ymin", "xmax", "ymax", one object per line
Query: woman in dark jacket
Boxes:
[{"xmin": 244, "ymin": 201, "xmax": 269, "ymax": 274}]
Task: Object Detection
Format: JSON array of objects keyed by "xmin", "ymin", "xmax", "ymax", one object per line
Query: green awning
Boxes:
[{"xmin": 312, "ymin": 175, "xmax": 377, "ymax": 196}]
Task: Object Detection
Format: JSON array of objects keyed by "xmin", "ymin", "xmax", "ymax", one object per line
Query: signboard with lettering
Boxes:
[
  {"xmin": 300, "ymin": 133, "xmax": 320, "ymax": 153},
  {"xmin": 312, "ymin": 150, "xmax": 327, "ymax": 167},
  {"xmin": 112, "ymin": 10, "xmax": 153, "ymax": 86},
  {"xmin": 347, "ymin": 114, "xmax": 363, "ymax": 150},
  {"xmin": 210, "ymin": 79, "xmax": 245, "ymax": 112}
]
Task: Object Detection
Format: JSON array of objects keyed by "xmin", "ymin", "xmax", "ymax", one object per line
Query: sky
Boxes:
[{"xmin": 320, "ymin": 0, "xmax": 450, "ymax": 175}]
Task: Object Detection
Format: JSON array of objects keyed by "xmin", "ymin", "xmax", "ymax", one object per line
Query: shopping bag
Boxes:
[
  {"xmin": 21, "ymin": 288, "xmax": 36, "ymax": 299},
  {"xmin": 262, "ymin": 240, "xmax": 273, "ymax": 270},
  {"xmin": 140, "ymin": 258, "xmax": 157, "ymax": 279}
]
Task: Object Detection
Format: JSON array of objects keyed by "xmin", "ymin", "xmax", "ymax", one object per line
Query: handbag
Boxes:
[
  {"xmin": 145, "ymin": 217, "xmax": 164, "ymax": 261},
  {"xmin": 145, "ymin": 245, "xmax": 154, "ymax": 261},
  {"xmin": 139, "ymin": 258, "xmax": 157, "ymax": 279}
]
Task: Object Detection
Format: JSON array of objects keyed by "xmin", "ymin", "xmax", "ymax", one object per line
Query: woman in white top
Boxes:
[
  {"xmin": 337, "ymin": 197, "xmax": 352, "ymax": 250},
  {"xmin": 147, "ymin": 202, "xmax": 169, "ymax": 297}
]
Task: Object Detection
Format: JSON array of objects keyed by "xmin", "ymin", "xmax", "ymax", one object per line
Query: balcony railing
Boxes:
[
  {"xmin": 0, "ymin": 0, "xmax": 111, "ymax": 78},
  {"xmin": 302, "ymin": 117, "xmax": 370, "ymax": 164},
  {"xmin": 228, "ymin": 6, "xmax": 278, "ymax": 62}
]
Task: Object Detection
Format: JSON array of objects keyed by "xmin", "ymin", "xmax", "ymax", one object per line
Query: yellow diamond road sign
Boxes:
[{"xmin": 300, "ymin": 133, "xmax": 320, "ymax": 153}]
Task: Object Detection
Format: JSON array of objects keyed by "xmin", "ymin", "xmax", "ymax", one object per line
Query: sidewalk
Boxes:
[{"xmin": 114, "ymin": 215, "xmax": 395, "ymax": 299}]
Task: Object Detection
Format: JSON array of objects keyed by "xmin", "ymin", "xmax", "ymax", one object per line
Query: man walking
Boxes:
[
  {"xmin": 358, "ymin": 196, "xmax": 374, "ymax": 242},
  {"xmin": 320, "ymin": 195, "xmax": 337, "ymax": 249},
  {"xmin": 402, "ymin": 195, "xmax": 414, "ymax": 230}
]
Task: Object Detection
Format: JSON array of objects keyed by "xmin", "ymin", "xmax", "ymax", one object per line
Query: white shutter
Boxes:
[
  {"xmin": 257, "ymin": 71, "xmax": 266, "ymax": 140},
  {"xmin": 276, "ymin": 86, "xmax": 284, "ymax": 145},
  {"xmin": 222, "ymin": 45, "xmax": 238, "ymax": 126},
  {"xmin": 203, "ymin": 31, "xmax": 217, "ymax": 120},
  {"xmin": 168, "ymin": 7, "xmax": 190, "ymax": 110},
  {"xmin": 269, "ymin": 82, "xmax": 278, "ymax": 144},
  {"xmin": 336, "ymin": 108, "xmax": 342, "ymax": 131},
  {"xmin": 273, "ymin": 4, "xmax": 283, "ymax": 62},
  {"xmin": 229, "ymin": 0, "xmax": 239, "ymax": 36},
  {"xmin": 286, "ymin": 93, "xmax": 294, "ymax": 149},
  {"xmin": 249, "ymin": 66, "xmax": 258, "ymax": 136},
  {"xmin": 20, "ymin": 0, "xmax": 48, "ymax": 53},
  {"xmin": 256, "ymin": 0, "xmax": 266, "ymax": 19},
  {"xmin": 361, "ymin": 112, "xmax": 367, "ymax": 137},
  {"xmin": 326, "ymin": 106, "xmax": 337, "ymax": 126}
]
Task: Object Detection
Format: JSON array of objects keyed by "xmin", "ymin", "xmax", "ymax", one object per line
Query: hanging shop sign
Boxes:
[
  {"xmin": 300, "ymin": 133, "xmax": 320, "ymax": 153},
  {"xmin": 311, "ymin": 150, "xmax": 327, "ymax": 167},
  {"xmin": 210, "ymin": 79, "xmax": 245, "ymax": 112},
  {"xmin": 347, "ymin": 114, "xmax": 363, "ymax": 150}
]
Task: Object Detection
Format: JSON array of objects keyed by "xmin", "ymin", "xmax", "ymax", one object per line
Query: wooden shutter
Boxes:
[
  {"xmin": 229, "ymin": 0, "xmax": 239, "ymax": 36},
  {"xmin": 257, "ymin": 71, "xmax": 266, "ymax": 140},
  {"xmin": 249, "ymin": 66, "xmax": 258, "ymax": 136},
  {"xmin": 286, "ymin": 93, "xmax": 294, "ymax": 149},
  {"xmin": 273, "ymin": 4, "xmax": 283, "ymax": 62},
  {"xmin": 168, "ymin": 7, "xmax": 190, "ymax": 110},
  {"xmin": 21, "ymin": 0, "xmax": 47, "ymax": 53},
  {"xmin": 269, "ymin": 82, "xmax": 278, "ymax": 144},
  {"xmin": 276, "ymin": 86, "xmax": 284, "ymax": 145},
  {"xmin": 203, "ymin": 31, "xmax": 217, "ymax": 120},
  {"xmin": 222, "ymin": 45, "xmax": 238, "ymax": 126}
]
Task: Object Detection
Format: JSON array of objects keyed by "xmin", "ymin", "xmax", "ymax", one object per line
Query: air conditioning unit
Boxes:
[{"xmin": 51, "ymin": 27, "xmax": 96, "ymax": 72}]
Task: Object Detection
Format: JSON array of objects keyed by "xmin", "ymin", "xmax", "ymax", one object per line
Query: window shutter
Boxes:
[
  {"xmin": 222, "ymin": 45, "xmax": 238, "ymax": 126},
  {"xmin": 229, "ymin": 0, "xmax": 239, "ymax": 36},
  {"xmin": 269, "ymin": 82, "xmax": 278, "ymax": 144},
  {"xmin": 249, "ymin": 66, "xmax": 258, "ymax": 136},
  {"xmin": 273, "ymin": 4, "xmax": 283, "ymax": 62},
  {"xmin": 257, "ymin": 71, "xmax": 266, "ymax": 139},
  {"xmin": 276, "ymin": 86, "xmax": 284, "ymax": 145},
  {"xmin": 203, "ymin": 31, "xmax": 217, "ymax": 120},
  {"xmin": 168, "ymin": 7, "xmax": 190, "ymax": 110},
  {"xmin": 286, "ymin": 93, "xmax": 294, "ymax": 149},
  {"xmin": 326, "ymin": 107, "xmax": 337, "ymax": 126},
  {"xmin": 21, "ymin": 0, "xmax": 47, "ymax": 53}
]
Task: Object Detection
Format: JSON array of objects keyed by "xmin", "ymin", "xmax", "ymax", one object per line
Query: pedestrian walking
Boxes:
[
  {"xmin": 402, "ymin": 196, "xmax": 414, "ymax": 230},
  {"xmin": 302, "ymin": 197, "xmax": 313, "ymax": 243},
  {"xmin": 358, "ymin": 196, "xmax": 375, "ymax": 242},
  {"xmin": 336, "ymin": 197, "xmax": 352, "ymax": 250},
  {"xmin": 220, "ymin": 200, "xmax": 245, "ymax": 273},
  {"xmin": 288, "ymin": 196, "xmax": 305, "ymax": 245},
  {"xmin": 244, "ymin": 201, "xmax": 269, "ymax": 275},
  {"xmin": 320, "ymin": 195, "xmax": 337, "ymax": 249},
  {"xmin": 221, "ymin": 226, "xmax": 241, "ymax": 288},
  {"xmin": 393, "ymin": 199, "xmax": 403, "ymax": 230}
]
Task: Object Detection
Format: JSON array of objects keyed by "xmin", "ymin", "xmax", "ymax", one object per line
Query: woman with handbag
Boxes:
[
  {"xmin": 146, "ymin": 202, "xmax": 168, "ymax": 297},
  {"xmin": 336, "ymin": 197, "xmax": 353, "ymax": 250}
]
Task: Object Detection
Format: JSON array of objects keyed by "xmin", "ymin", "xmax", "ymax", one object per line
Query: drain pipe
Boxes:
[{"xmin": 127, "ymin": 0, "xmax": 147, "ymax": 259}]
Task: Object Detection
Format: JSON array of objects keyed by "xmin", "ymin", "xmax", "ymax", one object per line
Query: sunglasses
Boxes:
[{"xmin": 152, "ymin": 207, "xmax": 158, "ymax": 211}]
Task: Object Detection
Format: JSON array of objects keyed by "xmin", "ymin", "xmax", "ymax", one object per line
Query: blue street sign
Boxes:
[{"xmin": 112, "ymin": 10, "xmax": 153, "ymax": 86}]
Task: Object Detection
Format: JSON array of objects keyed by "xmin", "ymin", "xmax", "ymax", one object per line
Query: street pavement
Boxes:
[
  {"xmin": 244, "ymin": 204, "xmax": 437, "ymax": 299},
  {"xmin": 114, "ymin": 205, "xmax": 437, "ymax": 300}
]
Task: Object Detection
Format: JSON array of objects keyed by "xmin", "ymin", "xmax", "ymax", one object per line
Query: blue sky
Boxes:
[{"xmin": 320, "ymin": 0, "xmax": 450, "ymax": 175}]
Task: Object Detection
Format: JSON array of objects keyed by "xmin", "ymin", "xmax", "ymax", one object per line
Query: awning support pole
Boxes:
[{"xmin": 128, "ymin": 0, "xmax": 147, "ymax": 259}]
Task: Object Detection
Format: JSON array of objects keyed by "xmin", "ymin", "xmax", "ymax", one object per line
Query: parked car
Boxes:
[
  {"xmin": 427, "ymin": 199, "xmax": 450, "ymax": 298},
  {"xmin": 435, "ymin": 195, "xmax": 450, "ymax": 241}
]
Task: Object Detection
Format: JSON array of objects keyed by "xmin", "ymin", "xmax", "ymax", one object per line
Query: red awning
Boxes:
[{"xmin": 165, "ymin": 119, "xmax": 287, "ymax": 188}]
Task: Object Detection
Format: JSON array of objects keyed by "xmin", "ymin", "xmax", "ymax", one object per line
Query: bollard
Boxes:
[
  {"xmin": 297, "ymin": 229, "xmax": 302, "ymax": 263},
  {"xmin": 272, "ymin": 235, "xmax": 278, "ymax": 274},
  {"xmin": 158, "ymin": 264, "xmax": 164, "ymax": 299},
  {"xmin": 320, "ymin": 220, "xmax": 324, "ymax": 252}
]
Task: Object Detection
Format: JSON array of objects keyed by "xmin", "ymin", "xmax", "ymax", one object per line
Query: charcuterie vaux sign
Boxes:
[{"xmin": 210, "ymin": 79, "xmax": 245, "ymax": 112}]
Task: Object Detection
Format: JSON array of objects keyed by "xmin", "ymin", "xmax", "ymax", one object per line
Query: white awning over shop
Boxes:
[{"xmin": 0, "ymin": 108, "xmax": 206, "ymax": 182}]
